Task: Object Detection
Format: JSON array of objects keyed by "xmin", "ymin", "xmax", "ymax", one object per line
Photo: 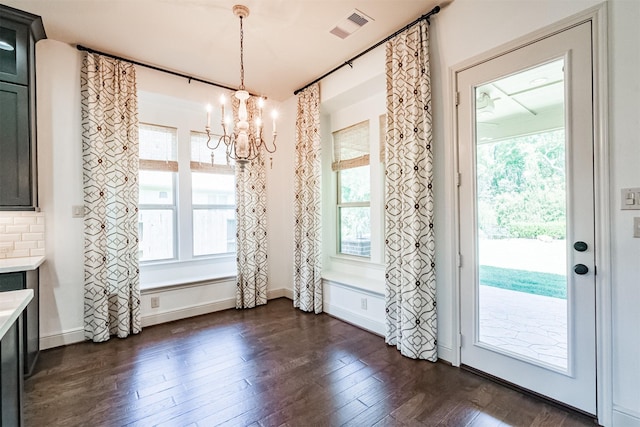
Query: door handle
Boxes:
[
  {"xmin": 573, "ymin": 241, "xmax": 588, "ymax": 252},
  {"xmin": 574, "ymin": 264, "xmax": 589, "ymax": 275}
]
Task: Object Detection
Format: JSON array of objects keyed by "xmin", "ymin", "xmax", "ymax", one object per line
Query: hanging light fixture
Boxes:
[{"xmin": 205, "ymin": 4, "xmax": 278, "ymax": 170}]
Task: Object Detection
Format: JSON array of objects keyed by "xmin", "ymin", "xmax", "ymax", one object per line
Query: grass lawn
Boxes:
[{"xmin": 479, "ymin": 265, "xmax": 566, "ymax": 299}]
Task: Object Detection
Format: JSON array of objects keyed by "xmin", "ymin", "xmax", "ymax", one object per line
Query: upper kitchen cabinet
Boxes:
[{"xmin": 0, "ymin": 5, "xmax": 45, "ymax": 210}]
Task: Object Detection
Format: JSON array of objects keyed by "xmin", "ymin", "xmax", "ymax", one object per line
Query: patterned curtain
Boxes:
[
  {"xmin": 234, "ymin": 96, "xmax": 269, "ymax": 309},
  {"xmin": 293, "ymin": 84, "xmax": 322, "ymax": 313},
  {"xmin": 81, "ymin": 53, "xmax": 141, "ymax": 342},
  {"xmin": 384, "ymin": 21, "xmax": 437, "ymax": 361}
]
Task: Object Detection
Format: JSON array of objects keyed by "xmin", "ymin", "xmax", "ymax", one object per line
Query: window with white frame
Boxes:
[
  {"xmin": 333, "ymin": 120, "xmax": 371, "ymax": 257},
  {"xmin": 190, "ymin": 131, "xmax": 236, "ymax": 256},
  {"xmin": 138, "ymin": 123, "xmax": 178, "ymax": 262}
]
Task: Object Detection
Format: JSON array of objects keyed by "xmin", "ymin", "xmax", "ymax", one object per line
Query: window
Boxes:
[
  {"xmin": 138, "ymin": 124, "xmax": 178, "ymax": 262},
  {"xmin": 333, "ymin": 120, "xmax": 371, "ymax": 257},
  {"xmin": 190, "ymin": 131, "xmax": 236, "ymax": 256}
]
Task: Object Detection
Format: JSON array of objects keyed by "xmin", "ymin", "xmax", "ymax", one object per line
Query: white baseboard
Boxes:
[
  {"xmin": 437, "ymin": 344, "xmax": 455, "ymax": 364},
  {"xmin": 323, "ymin": 302, "xmax": 385, "ymax": 336},
  {"xmin": 268, "ymin": 287, "xmax": 293, "ymax": 300},
  {"xmin": 40, "ymin": 289, "xmax": 295, "ymax": 349},
  {"xmin": 324, "ymin": 302, "xmax": 455, "ymax": 363},
  {"xmin": 613, "ymin": 405, "xmax": 640, "ymax": 427},
  {"xmin": 141, "ymin": 297, "xmax": 236, "ymax": 327},
  {"xmin": 143, "ymin": 288, "xmax": 294, "ymax": 328},
  {"xmin": 40, "ymin": 327, "xmax": 85, "ymax": 350}
]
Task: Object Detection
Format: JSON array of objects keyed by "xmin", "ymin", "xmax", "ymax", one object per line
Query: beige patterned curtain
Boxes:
[
  {"xmin": 234, "ymin": 96, "xmax": 268, "ymax": 309},
  {"xmin": 81, "ymin": 53, "xmax": 141, "ymax": 342},
  {"xmin": 293, "ymin": 84, "xmax": 322, "ymax": 313},
  {"xmin": 384, "ymin": 21, "xmax": 437, "ymax": 360}
]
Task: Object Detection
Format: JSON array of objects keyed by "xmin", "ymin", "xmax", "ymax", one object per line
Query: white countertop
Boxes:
[
  {"xmin": 0, "ymin": 289, "xmax": 33, "ymax": 340},
  {"xmin": 0, "ymin": 256, "xmax": 45, "ymax": 274}
]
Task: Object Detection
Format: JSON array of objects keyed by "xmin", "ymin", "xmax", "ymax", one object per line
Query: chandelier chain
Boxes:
[
  {"xmin": 239, "ymin": 16, "xmax": 245, "ymax": 90},
  {"xmin": 204, "ymin": 5, "xmax": 278, "ymax": 171}
]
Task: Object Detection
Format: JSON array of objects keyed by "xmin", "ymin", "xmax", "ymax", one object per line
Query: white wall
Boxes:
[
  {"xmin": 266, "ymin": 95, "xmax": 296, "ymax": 293},
  {"xmin": 300, "ymin": 0, "xmax": 640, "ymax": 424},
  {"xmin": 33, "ymin": 1, "xmax": 640, "ymax": 424},
  {"xmin": 36, "ymin": 39, "xmax": 85, "ymax": 347},
  {"xmin": 35, "ymin": 39, "xmax": 293, "ymax": 348},
  {"xmin": 607, "ymin": 1, "xmax": 640, "ymax": 424},
  {"xmin": 428, "ymin": 0, "xmax": 639, "ymax": 425}
]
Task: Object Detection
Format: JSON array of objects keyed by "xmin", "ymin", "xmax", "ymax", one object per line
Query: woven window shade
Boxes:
[
  {"xmin": 139, "ymin": 123, "xmax": 178, "ymax": 171},
  {"xmin": 190, "ymin": 131, "xmax": 234, "ymax": 174},
  {"xmin": 379, "ymin": 114, "xmax": 386, "ymax": 163},
  {"xmin": 332, "ymin": 120, "xmax": 370, "ymax": 171}
]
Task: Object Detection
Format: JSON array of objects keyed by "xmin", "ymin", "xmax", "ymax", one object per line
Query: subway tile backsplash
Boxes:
[{"xmin": 0, "ymin": 212, "xmax": 45, "ymax": 259}]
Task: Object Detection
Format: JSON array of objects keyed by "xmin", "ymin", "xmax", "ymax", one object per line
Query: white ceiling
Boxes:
[{"xmin": 3, "ymin": 0, "xmax": 441, "ymax": 101}]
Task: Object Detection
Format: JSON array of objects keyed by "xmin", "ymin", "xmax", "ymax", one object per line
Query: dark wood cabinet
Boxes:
[
  {"xmin": 0, "ymin": 317, "xmax": 23, "ymax": 427},
  {"xmin": 0, "ymin": 270, "xmax": 39, "ymax": 377},
  {"xmin": 0, "ymin": 5, "xmax": 46, "ymax": 210},
  {"xmin": 0, "ymin": 81, "xmax": 31, "ymax": 207}
]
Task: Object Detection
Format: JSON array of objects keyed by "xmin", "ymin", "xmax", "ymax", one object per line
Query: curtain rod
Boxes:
[
  {"xmin": 76, "ymin": 44, "xmax": 260, "ymax": 96},
  {"xmin": 293, "ymin": 5, "xmax": 440, "ymax": 96}
]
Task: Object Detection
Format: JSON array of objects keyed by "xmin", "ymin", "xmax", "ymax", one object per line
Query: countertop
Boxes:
[
  {"xmin": 0, "ymin": 289, "xmax": 33, "ymax": 339},
  {"xmin": 0, "ymin": 256, "xmax": 45, "ymax": 274}
]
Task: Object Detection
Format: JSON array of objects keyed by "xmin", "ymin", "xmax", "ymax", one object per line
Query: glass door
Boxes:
[{"xmin": 457, "ymin": 22, "xmax": 596, "ymax": 413}]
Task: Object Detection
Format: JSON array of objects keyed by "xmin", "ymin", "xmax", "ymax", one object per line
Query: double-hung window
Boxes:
[
  {"xmin": 138, "ymin": 123, "xmax": 178, "ymax": 262},
  {"xmin": 190, "ymin": 131, "xmax": 236, "ymax": 256},
  {"xmin": 332, "ymin": 120, "xmax": 371, "ymax": 257}
]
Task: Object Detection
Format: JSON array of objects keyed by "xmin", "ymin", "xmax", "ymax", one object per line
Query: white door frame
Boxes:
[{"xmin": 449, "ymin": 4, "xmax": 611, "ymax": 425}]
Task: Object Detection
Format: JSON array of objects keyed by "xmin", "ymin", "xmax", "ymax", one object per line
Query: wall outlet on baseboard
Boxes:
[
  {"xmin": 151, "ymin": 296, "xmax": 160, "ymax": 308},
  {"xmin": 360, "ymin": 297, "xmax": 367, "ymax": 310}
]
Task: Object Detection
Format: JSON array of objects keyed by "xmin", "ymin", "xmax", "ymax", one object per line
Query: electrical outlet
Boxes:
[
  {"xmin": 360, "ymin": 298, "xmax": 367, "ymax": 310},
  {"xmin": 151, "ymin": 296, "xmax": 160, "ymax": 308}
]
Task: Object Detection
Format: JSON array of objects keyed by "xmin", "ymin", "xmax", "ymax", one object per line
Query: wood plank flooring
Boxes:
[{"xmin": 24, "ymin": 298, "xmax": 598, "ymax": 426}]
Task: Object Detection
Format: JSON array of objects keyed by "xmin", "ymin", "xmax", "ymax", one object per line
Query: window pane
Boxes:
[
  {"xmin": 333, "ymin": 120, "xmax": 370, "ymax": 163},
  {"xmin": 191, "ymin": 131, "xmax": 235, "ymax": 166},
  {"xmin": 139, "ymin": 123, "xmax": 177, "ymax": 161},
  {"xmin": 139, "ymin": 170, "xmax": 174, "ymax": 205},
  {"xmin": 193, "ymin": 209, "xmax": 236, "ymax": 256},
  {"xmin": 138, "ymin": 209, "xmax": 174, "ymax": 262},
  {"xmin": 192, "ymin": 172, "xmax": 235, "ymax": 205},
  {"xmin": 339, "ymin": 166, "xmax": 370, "ymax": 203},
  {"xmin": 339, "ymin": 206, "xmax": 370, "ymax": 257}
]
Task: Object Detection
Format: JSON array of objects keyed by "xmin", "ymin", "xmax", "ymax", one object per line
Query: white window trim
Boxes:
[
  {"xmin": 137, "ymin": 96, "xmax": 237, "ymax": 290},
  {"xmin": 321, "ymin": 91, "xmax": 386, "ymax": 290}
]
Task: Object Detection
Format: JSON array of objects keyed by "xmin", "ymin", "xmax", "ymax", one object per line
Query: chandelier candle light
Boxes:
[{"xmin": 205, "ymin": 4, "xmax": 278, "ymax": 170}]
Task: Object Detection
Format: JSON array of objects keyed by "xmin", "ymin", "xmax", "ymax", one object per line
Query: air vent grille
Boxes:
[
  {"xmin": 347, "ymin": 12, "xmax": 369, "ymax": 27},
  {"xmin": 329, "ymin": 9, "xmax": 374, "ymax": 39},
  {"xmin": 329, "ymin": 27, "xmax": 350, "ymax": 39}
]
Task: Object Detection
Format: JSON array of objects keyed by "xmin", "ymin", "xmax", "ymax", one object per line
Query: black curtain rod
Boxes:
[
  {"xmin": 293, "ymin": 5, "xmax": 440, "ymax": 96},
  {"xmin": 76, "ymin": 44, "xmax": 260, "ymax": 96}
]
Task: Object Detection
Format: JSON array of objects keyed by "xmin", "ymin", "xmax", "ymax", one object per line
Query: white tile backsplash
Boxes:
[{"xmin": 0, "ymin": 212, "xmax": 45, "ymax": 258}]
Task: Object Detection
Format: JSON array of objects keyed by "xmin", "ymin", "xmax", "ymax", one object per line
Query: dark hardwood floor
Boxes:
[{"xmin": 24, "ymin": 298, "xmax": 597, "ymax": 426}]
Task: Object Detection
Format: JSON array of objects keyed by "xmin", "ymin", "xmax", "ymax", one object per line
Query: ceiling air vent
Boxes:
[{"xmin": 329, "ymin": 9, "xmax": 374, "ymax": 39}]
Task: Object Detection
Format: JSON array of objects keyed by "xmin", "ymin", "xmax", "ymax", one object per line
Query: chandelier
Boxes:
[{"xmin": 206, "ymin": 4, "xmax": 278, "ymax": 170}]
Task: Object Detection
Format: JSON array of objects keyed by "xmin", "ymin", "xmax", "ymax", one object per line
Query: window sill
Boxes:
[
  {"xmin": 140, "ymin": 274, "xmax": 236, "ymax": 293},
  {"xmin": 140, "ymin": 255, "xmax": 235, "ymax": 291}
]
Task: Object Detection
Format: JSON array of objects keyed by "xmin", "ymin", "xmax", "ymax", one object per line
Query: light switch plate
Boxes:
[
  {"xmin": 634, "ymin": 218, "xmax": 640, "ymax": 238},
  {"xmin": 72, "ymin": 205, "xmax": 85, "ymax": 218},
  {"xmin": 621, "ymin": 188, "xmax": 640, "ymax": 210}
]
